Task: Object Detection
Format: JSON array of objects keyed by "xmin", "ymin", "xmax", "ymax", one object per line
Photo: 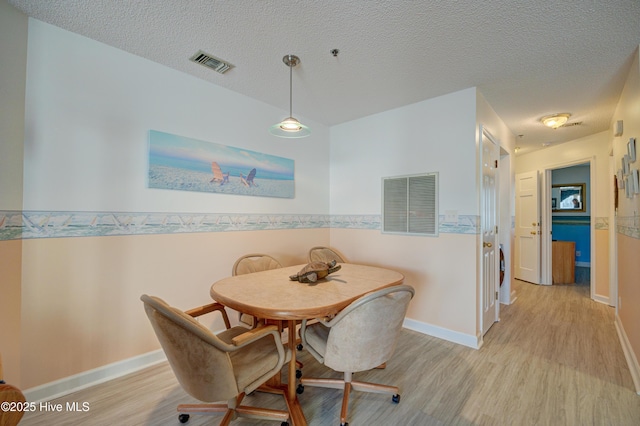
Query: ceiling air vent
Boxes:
[
  {"xmin": 561, "ymin": 121, "xmax": 583, "ymax": 128},
  {"xmin": 190, "ymin": 51, "xmax": 234, "ymax": 74}
]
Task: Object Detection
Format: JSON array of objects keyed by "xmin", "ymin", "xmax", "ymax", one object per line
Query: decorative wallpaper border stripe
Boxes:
[
  {"xmin": 0, "ymin": 211, "xmax": 331, "ymax": 241},
  {"xmin": 595, "ymin": 217, "xmax": 609, "ymax": 230},
  {"xmin": 618, "ymin": 216, "xmax": 640, "ymax": 239},
  {"xmin": 0, "ymin": 211, "xmax": 482, "ymax": 241}
]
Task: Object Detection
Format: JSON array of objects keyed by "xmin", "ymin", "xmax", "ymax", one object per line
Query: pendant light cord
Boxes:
[{"xmin": 288, "ymin": 55, "xmax": 293, "ymax": 118}]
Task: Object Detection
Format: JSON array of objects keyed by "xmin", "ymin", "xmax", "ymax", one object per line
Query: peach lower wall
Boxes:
[
  {"xmin": 18, "ymin": 228, "xmax": 329, "ymax": 389},
  {"xmin": 618, "ymin": 233, "xmax": 640, "ymax": 363},
  {"xmin": 329, "ymin": 228, "xmax": 478, "ymax": 336},
  {"xmin": 0, "ymin": 240, "xmax": 22, "ymax": 385},
  {"xmin": 594, "ymin": 229, "xmax": 610, "ymax": 300}
]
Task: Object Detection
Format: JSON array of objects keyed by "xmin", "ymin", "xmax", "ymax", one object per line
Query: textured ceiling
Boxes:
[{"xmin": 8, "ymin": 0, "xmax": 640, "ymax": 155}]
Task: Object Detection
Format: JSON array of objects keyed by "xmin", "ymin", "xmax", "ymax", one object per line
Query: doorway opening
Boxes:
[
  {"xmin": 540, "ymin": 158, "xmax": 596, "ymax": 301},
  {"xmin": 549, "ymin": 163, "xmax": 591, "ymax": 288}
]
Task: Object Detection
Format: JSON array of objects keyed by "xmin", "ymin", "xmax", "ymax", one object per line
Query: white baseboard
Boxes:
[
  {"xmin": 592, "ymin": 294, "xmax": 611, "ymax": 306},
  {"xmin": 500, "ymin": 289, "xmax": 518, "ymax": 305},
  {"xmin": 23, "ymin": 349, "xmax": 167, "ymax": 403},
  {"xmin": 403, "ymin": 318, "xmax": 480, "ymax": 349},
  {"xmin": 615, "ymin": 315, "xmax": 640, "ymax": 395}
]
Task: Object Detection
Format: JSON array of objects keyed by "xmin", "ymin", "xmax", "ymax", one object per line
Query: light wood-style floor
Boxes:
[{"xmin": 20, "ymin": 280, "xmax": 640, "ymax": 425}]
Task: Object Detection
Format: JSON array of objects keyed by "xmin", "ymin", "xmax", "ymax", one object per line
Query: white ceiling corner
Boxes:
[{"xmin": 8, "ymin": 0, "xmax": 640, "ymax": 155}]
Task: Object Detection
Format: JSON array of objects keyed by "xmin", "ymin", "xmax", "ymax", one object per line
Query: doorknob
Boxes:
[
  {"xmin": 530, "ymin": 231, "xmax": 537, "ymax": 235},
  {"xmin": 483, "ymin": 242, "xmax": 493, "ymax": 248}
]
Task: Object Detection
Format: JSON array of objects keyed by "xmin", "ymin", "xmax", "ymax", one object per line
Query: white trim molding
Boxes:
[
  {"xmin": 23, "ymin": 350, "xmax": 166, "ymax": 403},
  {"xmin": 403, "ymin": 318, "xmax": 480, "ymax": 349},
  {"xmin": 615, "ymin": 314, "xmax": 640, "ymax": 395},
  {"xmin": 592, "ymin": 294, "xmax": 611, "ymax": 306}
]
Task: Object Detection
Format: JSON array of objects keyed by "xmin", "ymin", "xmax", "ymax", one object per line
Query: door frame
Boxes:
[
  {"xmin": 609, "ymin": 155, "xmax": 618, "ymax": 311},
  {"xmin": 541, "ymin": 157, "xmax": 596, "ymax": 298}
]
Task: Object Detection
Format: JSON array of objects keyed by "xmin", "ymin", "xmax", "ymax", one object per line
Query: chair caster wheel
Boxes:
[
  {"xmin": 297, "ymin": 343, "xmax": 303, "ymax": 350},
  {"xmin": 296, "ymin": 384, "xmax": 304, "ymax": 394},
  {"xmin": 296, "ymin": 369, "xmax": 302, "ymax": 379},
  {"xmin": 392, "ymin": 394, "xmax": 400, "ymax": 403},
  {"xmin": 281, "ymin": 422, "xmax": 289, "ymax": 426},
  {"xmin": 178, "ymin": 413, "xmax": 190, "ymax": 423},
  {"xmin": 340, "ymin": 422, "xmax": 348, "ymax": 426}
]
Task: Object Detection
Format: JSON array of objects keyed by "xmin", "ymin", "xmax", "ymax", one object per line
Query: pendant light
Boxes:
[{"xmin": 269, "ymin": 54, "xmax": 311, "ymax": 138}]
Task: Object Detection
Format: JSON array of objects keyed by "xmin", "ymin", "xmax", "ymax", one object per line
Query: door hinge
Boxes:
[
  {"xmin": 494, "ymin": 160, "xmax": 498, "ymax": 168},
  {"xmin": 496, "ymin": 291, "xmax": 499, "ymax": 300},
  {"xmin": 495, "ymin": 225, "xmax": 498, "ymax": 234}
]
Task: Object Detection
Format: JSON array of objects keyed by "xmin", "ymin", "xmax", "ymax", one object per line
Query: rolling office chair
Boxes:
[
  {"xmin": 298, "ymin": 285, "xmax": 414, "ymax": 426},
  {"xmin": 232, "ymin": 253, "xmax": 304, "ymax": 374},
  {"xmin": 232, "ymin": 253, "xmax": 283, "ymax": 328},
  {"xmin": 308, "ymin": 246, "xmax": 348, "ymax": 264},
  {"xmin": 141, "ymin": 294, "xmax": 291, "ymax": 425}
]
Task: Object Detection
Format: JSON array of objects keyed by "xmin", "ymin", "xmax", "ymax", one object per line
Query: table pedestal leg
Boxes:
[
  {"xmin": 286, "ymin": 319, "xmax": 306, "ymax": 425},
  {"xmin": 259, "ymin": 320, "xmax": 306, "ymax": 425}
]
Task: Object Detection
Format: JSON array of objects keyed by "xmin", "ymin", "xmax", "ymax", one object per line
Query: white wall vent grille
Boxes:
[
  {"xmin": 189, "ymin": 51, "xmax": 234, "ymax": 74},
  {"xmin": 382, "ymin": 173, "xmax": 438, "ymax": 236}
]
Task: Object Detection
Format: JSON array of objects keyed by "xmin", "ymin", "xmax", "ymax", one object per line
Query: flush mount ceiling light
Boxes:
[
  {"xmin": 269, "ymin": 54, "xmax": 310, "ymax": 138},
  {"xmin": 540, "ymin": 113, "xmax": 571, "ymax": 129}
]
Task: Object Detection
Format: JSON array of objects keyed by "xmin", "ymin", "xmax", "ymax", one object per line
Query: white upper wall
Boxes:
[
  {"xmin": 329, "ymin": 87, "xmax": 478, "ymax": 215},
  {"xmin": 23, "ymin": 19, "xmax": 330, "ymax": 215},
  {"xmin": 0, "ymin": 0, "xmax": 27, "ymax": 210}
]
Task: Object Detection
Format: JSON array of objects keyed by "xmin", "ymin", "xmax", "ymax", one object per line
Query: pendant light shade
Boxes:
[{"xmin": 269, "ymin": 54, "xmax": 311, "ymax": 138}]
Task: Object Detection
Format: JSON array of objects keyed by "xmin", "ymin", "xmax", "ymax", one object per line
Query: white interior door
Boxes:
[
  {"xmin": 481, "ymin": 129, "xmax": 499, "ymax": 335},
  {"xmin": 515, "ymin": 171, "xmax": 541, "ymax": 284}
]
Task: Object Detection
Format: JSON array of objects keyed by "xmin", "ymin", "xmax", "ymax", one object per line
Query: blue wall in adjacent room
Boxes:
[{"xmin": 552, "ymin": 216, "xmax": 590, "ymax": 265}]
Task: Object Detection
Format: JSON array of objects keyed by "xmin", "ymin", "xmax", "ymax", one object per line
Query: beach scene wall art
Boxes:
[{"xmin": 148, "ymin": 130, "xmax": 295, "ymax": 198}]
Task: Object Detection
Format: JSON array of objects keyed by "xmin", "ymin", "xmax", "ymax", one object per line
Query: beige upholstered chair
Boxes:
[
  {"xmin": 308, "ymin": 246, "xmax": 348, "ymax": 264},
  {"xmin": 298, "ymin": 285, "xmax": 414, "ymax": 426},
  {"xmin": 141, "ymin": 294, "xmax": 291, "ymax": 425},
  {"xmin": 232, "ymin": 253, "xmax": 283, "ymax": 328},
  {"xmin": 232, "ymin": 253, "xmax": 304, "ymax": 373}
]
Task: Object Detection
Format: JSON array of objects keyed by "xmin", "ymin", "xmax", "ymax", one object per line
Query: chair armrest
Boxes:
[
  {"xmin": 300, "ymin": 317, "xmax": 329, "ymax": 334},
  {"xmin": 229, "ymin": 324, "xmax": 288, "ymax": 369},
  {"xmin": 185, "ymin": 302, "xmax": 231, "ymax": 330},
  {"xmin": 231, "ymin": 324, "xmax": 279, "ymax": 346}
]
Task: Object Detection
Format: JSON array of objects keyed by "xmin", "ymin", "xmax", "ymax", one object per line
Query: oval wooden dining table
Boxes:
[{"xmin": 210, "ymin": 263, "xmax": 404, "ymax": 426}]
